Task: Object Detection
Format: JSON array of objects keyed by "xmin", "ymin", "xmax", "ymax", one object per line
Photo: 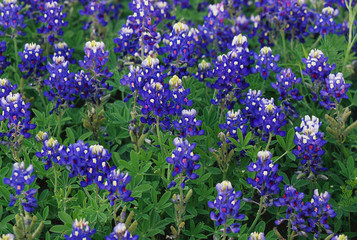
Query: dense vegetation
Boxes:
[{"xmin": 0, "ymin": 0, "xmax": 357, "ymax": 239}]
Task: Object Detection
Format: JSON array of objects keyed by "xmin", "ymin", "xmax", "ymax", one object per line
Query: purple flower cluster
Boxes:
[
  {"xmin": 0, "ymin": 91, "xmax": 36, "ymax": 139},
  {"xmin": 161, "ymin": 22, "xmax": 196, "ymax": 77},
  {"xmin": 247, "ymin": 151, "xmax": 283, "ymax": 197},
  {"xmin": 37, "ymin": 1, "xmax": 68, "ymax": 45},
  {"xmin": 252, "ymin": 46, "xmax": 280, "ymax": 80},
  {"xmin": 309, "ymin": 7, "xmax": 339, "ymax": 37},
  {"xmin": 0, "ymin": 41, "xmax": 10, "ymax": 75},
  {"xmin": 194, "ymin": 60, "xmax": 212, "ymax": 82},
  {"xmin": 65, "ymin": 219, "xmax": 96, "ymax": 240},
  {"xmin": 219, "ymin": 110, "xmax": 248, "ymax": 143},
  {"xmin": 0, "ymin": 0, "xmax": 26, "ymax": 36},
  {"xmin": 18, "ymin": 43, "xmax": 47, "ymax": 79},
  {"xmin": 138, "ymin": 72, "xmax": 192, "ymax": 129},
  {"xmin": 272, "ymin": 68, "xmax": 302, "ymax": 101},
  {"xmin": 36, "ymin": 139, "xmax": 134, "ymax": 206},
  {"xmin": 52, "ymin": 42, "xmax": 76, "ymax": 64},
  {"xmin": 258, "ymin": 98, "xmax": 287, "ymax": 138},
  {"xmin": 0, "ymin": 78, "xmax": 17, "ymax": 98},
  {"xmin": 3, "ymin": 162, "xmax": 38, "ymax": 212},
  {"xmin": 167, "ymin": 137, "xmax": 200, "ymax": 189},
  {"xmin": 208, "ymin": 181, "xmax": 245, "ymax": 233},
  {"xmin": 293, "ymin": 116, "xmax": 327, "ymax": 179},
  {"xmin": 320, "ymin": 73, "xmax": 351, "ymax": 109},
  {"xmin": 209, "ymin": 34, "xmax": 252, "ymax": 109},
  {"xmin": 173, "ymin": 109, "xmax": 204, "ymax": 138},
  {"xmin": 106, "ymin": 223, "xmax": 139, "ymax": 240},
  {"xmin": 249, "ymin": 232, "xmax": 265, "ymax": 240},
  {"xmin": 79, "ymin": 1, "xmax": 122, "ymax": 31},
  {"xmin": 43, "ymin": 56, "xmax": 77, "ymax": 111},
  {"xmin": 302, "ymin": 49, "xmax": 335, "ymax": 84},
  {"xmin": 78, "ymin": 40, "xmax": 113, "ymax": 102},
  {"xmin": 275, "ymin": 186, "xmax": 336, "ymax": 238}
]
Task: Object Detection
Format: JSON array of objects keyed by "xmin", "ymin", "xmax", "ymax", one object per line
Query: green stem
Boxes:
[
  {"xmin": 53, "ymin": 164, "xmax": 58, "ymax": 199},
  {"xmin": 310, "ymin": 35, "xmax": 322, "ymax": 50},
  {"xmin": 280, "ymin": 29, "xmax": 287, "ymax": 62},
  {"xmin": 247, "ymin": 197, "xmax": 264, "ymax": 234},
  {"xmin": 265, "ymin": 133, "xmax": 273, "ymax": 151},
  {"xmin": 13, "ymin": 34, "xmax": 19, "ymax": 70},
  {"xmin": 343, "ymin": 1, "xmax": 357, "ymax": 72}
]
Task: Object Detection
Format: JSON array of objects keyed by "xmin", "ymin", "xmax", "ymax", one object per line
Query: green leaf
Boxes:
[
  {"xmin": 58, "ymin": 211, "xmax": 72, "ymax": 225},
  {"xmin": 43, "ymin": 206, "xmax": 49, "ymax": 220},
  {"xmin": 66, "ymin": 128, "xmax": 75, "ymax": 143},
  {"xmin": 79, "ymin": 132, "xmax": 93, "ymax": 141},
  {"xmin": 276, "ymin": 135, "xmax": 286, "ymax": 150},
  {"xmin": 158, "ymin": 192, "xmax": 171, "ymax": 208}
]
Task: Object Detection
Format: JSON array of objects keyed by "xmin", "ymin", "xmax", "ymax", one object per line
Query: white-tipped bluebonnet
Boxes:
[
  {"xmin": 37, "ymin": 1, "xmax": 68, "ymax": 45},
  {"xmin": 247, "ymin": 150, "xmax": 283, "ymax": 197},
  {"xmin": 0, "ymin": 78, "xmax": 17, "ymax": 98},
  {"xmin": 320, "ymin": 73, "xmax": 350, "ymax": 109},
  {"xmin": 249, "ymin": 232, "xmax": 265, "ymax": 240},
  {"xmin": 64, "ymin": 218, "xmax": 96, "ymax": 240},
  {"xmin": 252, "ymin": 46, "xmax": 280, "ymax": 80},
  {"xmin": 173, "ymin": 109, "xmax": 204, "ymax": 138},
  {"xmin": 208, "ymin": 181, "xmax": 245, "ymax": 233},
  {"xmin": 18, "ymin": 43, "xmax": 47, "ymax": 79},
  {"xmin": 167, "ymin": 137, "xmax": 201, "ymax": 189},
  {"xmin": 0, "ymin": 0, "xmax": 26, "ymax": 36},
  {"xmin": 275, "ymin": 186, "xmax": 336, "ymax": 239},
  {"xmin": 293, "ymin": 116, "xmax": 327, "ymax": 179},
  {"xmin": 309, "ymin": 7, "xmax": 339, "ymax": 37},
  {"xmin": 3, "ymin": 162, "xmax": 38, "ymax": 212},
  {"xmin": 106, "ymin": 223, "xmax": 139, "ymax": 240}
]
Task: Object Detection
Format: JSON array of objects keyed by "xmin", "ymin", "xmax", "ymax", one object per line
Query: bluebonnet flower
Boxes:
[
  {"xmin": 78, "ymin": 40, "xmax": 113, "ymax": 102},
  {"xmin": 3, "ymin": 162, "xmax": 38, "ymax": 212},
  {"xmin": 247, "ymin": 151, "xmax": 283, "ymax": 197},
  {"xmin": 43, "ymin": 56, "xmax": 77, "ymax": 111},
  {"xmin": 197, "ymin": 2, "xmax": 232, "ymax": 55},
  {"xmin": 113, "ymin": 27, "xmax": 137, "ymax": 58},
  {"xmin": 161, "ymin": 22, "xmax": 196, "ymax": 77},
  {"xmin": 332, "ymin": 235, "xmax": 348, "ymax": 240},
  {"xmin": 252, "ymin": 47, "xmax": 280, "ymax": 80},
  {"xmin": 249, "ymin": 232, "xmax": 265, "ymax": 240},
  {"xmin": 309, "ymin": 7, "xmax": 339, "ymax": 37},
  {"xmin": 173, "ymin": 0, "xmax": 191, "ymax": 9},
  {"xmin": 272, "ymin": 68, "xmax": 302, "ymax": 101},
  {"xmin": 270, "ymin": 0, "xmax": 311, "ymax": 43},
  {"xmin": 167, "ymin": 137, "xmax": 200, "ymax": 189},
  {"xmin": 53, "ymin": 42, "xmax": 76, "ymax": 64},
  {"xmin": 79, "ymin": 1, "xmax": 122, "ymax": 31},
  {"xmin": 105, "ymin": 168, "xmax": 134, "ymax": 206},
  {"xmin": 106, "ymin": 223, "xmax": 139, "ymax": 240},
  {"xmin": 37, "ymin": 1, "xmax": 68, "ymax": 45},
  {"xmin": 173, "ymin": 109, "xmax": 204, "ymax": 138},
  {"xmin": 219, "ymin": 110, "xmax": 248, "ymax": 143},
  {"xmin": 208, "ymin": 181, "xmax": 245, "ymax": 233},
  {"xmin": 18, "ymin": 43, "xmax": 47, "ymax": 79},
  {"xmin": 0, "ymin": 78, "xmax": 17, "ymax": 98},
  {"xmin": 0, "ymin": 234, "xmax": 15, "ymax": 240},
  {"xmin": 0, "ymin": 41, "xmax": 10, "ymax": 75},
  {"xmin": 241, "ymin": 89, "xmax": 262, "ymax": 129},
  {"xmin": 275, "ymin": 186, "xmax": 336, "ymax": 238},
  {"xmin": 0, "ymin": 0, "xmax": 26, "ymax": 36},
  {"xmin": 65, "ymin": 219, "xmax": 96, "ymax": 240},
  {"xmin": 209, "ymin": 34, "xmax": 252, "ymax": 109},
  {"xmin": 194, "ymin": 60, "xmax": 212, "ymax": 82},
  {"xmin": 35, "ymin": 130, "xmax": 48, "ymax": 142},
  {"xmin": 293, "ymin": 116, "xmax": 327, "ymax": 179},
  {"xmin": 320, "ymin": 73, "xmax": 350, "ymax": 109},
  {"xmin": 36, "ymin": 137, "xmax": 62, "ymax": 170},
  {"xmin": 0, "ymin": 92, "xmax": 36, "ymax": 139},
  {"xmin": 258, "ymin": 98, "xmax": 287, "ymax": 138},
  {"xmin": 302, "ymin": 49, "xmax": 335, "ymax": 84}
]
